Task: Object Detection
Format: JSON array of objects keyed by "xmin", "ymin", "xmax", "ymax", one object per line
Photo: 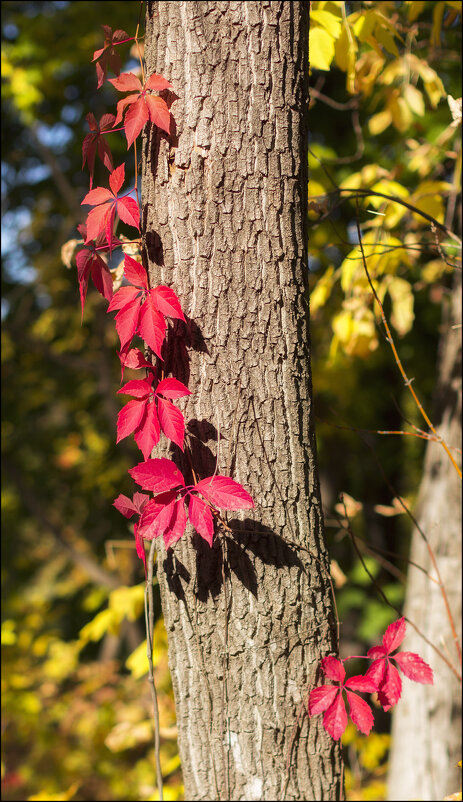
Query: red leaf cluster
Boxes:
[
  {"xmin": 81, "ymin": 163, "xmax": 140, "ymax": 248},
  {"xmin": 115, "ymin": 459, "xmax": 254, "ymax": 551},
  {"xmin": 109, "ymin": 72, "xmax": 173, "ymax": 148},
  {"xmin": 75, "ymin": 223, "xmax": 120, "ymax": 319},
  {"xmin": 117, "ymin": 375, "xmax": 191, "ymax": 457},
  {"xmin": 309, "ymin": 618, "xmax": 434, "ymax": 740},
  {"xmin": 107, "ymin": 254, "xmax": 185, "ymax": 356},
  {"xmin": 92, "ymin": 25, "xmax": 131, "ymax": 89}
]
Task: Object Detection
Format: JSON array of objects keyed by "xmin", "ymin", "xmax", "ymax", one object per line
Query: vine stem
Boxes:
[{"xmin": 144, "ymin": 539, "xmax": 163, "ymax": 800}]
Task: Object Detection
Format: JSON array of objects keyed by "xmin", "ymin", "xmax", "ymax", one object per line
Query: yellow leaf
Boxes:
[
  {"xmin": 369, "ymin": 109, "xmax": 392, "ymax": 135},
  {"xmin": 409, "ymin": 181, "xmax": 450, "ymax": 225},
  {"xmin": 310, "ymin": 266, "xmax": 335, "ymax": 313},
  {"xmin": 404, "ymin": 84, "xmax": 425, "ymax": 116},
  {"xmin": 389, "ymin": 93, "xmax": 413, "ymax": 132},
  {"xmin": 424, "ymin": 77, "xmax": 446, "ymax": 108},
  {"xmin": 387, "ymin": 277, "xmax": 414, "ymax": 336},
  {"xmin": 109, "ymin": 584, "xmax": 145, "ymax": 623},
  {"xmin": 375, "ymin": 24, "xmax": 399, "ymax": 57},
  {"xmin": 28, "ymin": 784, "xmax": 80, "ymax": 802},
  {"xmin": 105, "ymin": 720, "xmax": 152, "ymax": 752},
  {"xmin": 332, "ymin": 310, "xmax": 378, "ymax": 357},
  {"xmin": 334, "ymin": 23, "xmax": 357, "ymax": 74},
  {"xmin": 311, "ymin": 9, "xmax": 342, "ymax": 38},
  {"xmin": 126, "ymin": 639, "xmax": 149, "ymax": 678},
  {"xmin": 370, "ymin": 180, "xmax": 410, "ymax": 205},
  {"xmin": 1, "ymin": 620, "xmax": 16, "ymax": 646},
  {"xmin": 422, "ymin": 259, "xmax": 450, "ymax": 283},
  {"xmin": 352, "ymin": 10, "xmax": 376, "ymax": 41},
  {"xmin": 408, "ymin": 1, "xmax": 426, "ymax": 21},
  {"xmin": 308, "ymin": 180, "xmax": 328, "ymax": 200},
  {"xmin": 309, "ymin": 26, "xmax": 336, "ymax": 71},
  {"xmin": 79, "ymin": 608, "xmax": 119, "ymax": 642}
]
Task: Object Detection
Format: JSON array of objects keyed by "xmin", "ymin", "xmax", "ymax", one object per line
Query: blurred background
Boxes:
[{"xmin": 2, "ymin": 2, "xmax": 461, "ymax": 800}]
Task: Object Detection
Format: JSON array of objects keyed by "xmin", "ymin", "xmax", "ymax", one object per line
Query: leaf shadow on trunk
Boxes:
[{"xmin": 162, "ymin": 521, "xmax": 307, "ymax": 605}]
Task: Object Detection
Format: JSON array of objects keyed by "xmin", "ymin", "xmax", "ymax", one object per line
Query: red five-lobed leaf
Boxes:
[
  {"xmin": 309, "ymin": 657, "xmax": 377, "ymax": 741},
  {"xmin": 116, "ymin": 370, "xmax": 190, "ymax": 457},
  {"xmin": 107, "ymin": 255, "xmax": 185, "ymax": 356},
  {"xmin": 109, "ymin": 71, "xmax": 174, "ymax": 148},
  {"xmin": 365, "ymin": 617, "xmax": 433, "ymax": 711},
  {"xmin": 81, "ymin": 163, "xmax": 140, "ymax": 251},
  {"xmin": 127, "ymin": 457, "xmax": 254, "ymax": 549}
]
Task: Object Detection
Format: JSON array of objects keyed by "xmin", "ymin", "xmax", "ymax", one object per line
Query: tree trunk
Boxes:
[
  {"xmin": 142, "ymin": 1, "xmax": 342, "ymax": 799},
  {"xmin": 388, "ymin": 271, "xmax": 462, "ymax": 801},
  {"xmin": 142, "ymin": 2, "xmax": 341, "ymax": 800}
]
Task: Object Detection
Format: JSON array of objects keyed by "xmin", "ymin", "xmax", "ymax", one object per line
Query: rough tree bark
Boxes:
[
  {"xmin": 388, "ymin": 270, "xmax": 462, "ymax": 801},
  {"xmin": 142, "ymin": 2, "xmax": 342, "ymax": 799}
]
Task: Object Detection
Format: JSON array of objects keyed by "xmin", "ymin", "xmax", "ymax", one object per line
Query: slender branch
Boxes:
[
  {"xmin": 145, "ymin": 540, "xmax": 163, "ymax": 801},
  {"xmin": 343, "ymin": 188, "xmax": 461, "ymax": 244},
  {"xmin": 338, "ymin": 497, "xmax": 461, "ymax": 681},
  {"xmin": 354, "ymin": 200, "xmax": 462, "ymax": 479}
]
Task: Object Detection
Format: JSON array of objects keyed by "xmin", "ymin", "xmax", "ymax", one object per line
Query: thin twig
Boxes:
[
  {"xmin": 354, "ymin": 199, "xmax": 462, "ymax": 479},
  {"xmin": 145, "ymin": 540, "xmax": 163, "ymax": 801},
  {"xmin": 220, "ymin": 529, "xmax": 231, "ymax": 801},
  {"xmin": 339, "ymin": 496, "xmax": 461, "ymax": 680}
]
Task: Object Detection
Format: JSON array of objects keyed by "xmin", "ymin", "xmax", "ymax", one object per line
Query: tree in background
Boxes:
[{"xmin": 306, "ymin": 3, "xmax": 461, "ymax": 797}]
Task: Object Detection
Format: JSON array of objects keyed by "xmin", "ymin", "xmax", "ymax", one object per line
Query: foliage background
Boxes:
[{"xmin": 1, "ymin": 2, "xmax": 461, "ymax": 800}]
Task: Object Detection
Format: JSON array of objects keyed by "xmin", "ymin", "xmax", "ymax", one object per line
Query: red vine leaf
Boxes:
[
  {"xmin": 93, "ymin": 25, "xmax": 131, "ymax": 89},
  {"xmin": 75, "ymin": 224, "xmax": 119, "ymax": 320},
  {"xmin": 107, "ymin": 255, "xmax": 185, "ymax": 355},
  {"xmin": 82, "ymin": 113, "xmax": 115, "ymax": 188},
  {"xmin": 130, "ymin": 458, "xmax": 254, "ymax": 548},
  {"xmin": 81, "ymin": 163, "xmax": 140, "ymax": 251},
  {"xmin": 129, "ymin": 457, "xmax": 186, "ymax": 494},
  {"xmin": 309, "ymin": 657, "xmax": 377, "ymax": 740},
  {"xmin": 116, "ymin": 374, "xmax": 188, "ymax": 456},
  {"xmin": 109, "ymin": 71, "xmax": 173, "ymax": 148},
  {"xmin": 365, "ymin": 617, "xmax": 433, "ymax": 711},
  {"xmin": 194, "ymin": 476, "xmax": 254, "ymax": 510},
  {"xmin": 113, "ymin": 492, "xmax": 149, "ymax": 518}
]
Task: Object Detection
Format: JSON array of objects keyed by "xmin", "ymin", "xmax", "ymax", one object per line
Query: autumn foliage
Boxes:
[
  {"xmin": 75, "ymin": 12, "xmax": 433, "ymax": 746},
  {"xmin": 77, "ymin": 25, "xmax": 254, "ymax": 567}
]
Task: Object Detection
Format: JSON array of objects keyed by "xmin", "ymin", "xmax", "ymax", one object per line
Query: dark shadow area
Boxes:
[
  {"xmin": 162, "ymin": 518, "xmax": 307, "ymax": 604},
  {"xmin": 162, "ymin": 550, "xmax": 191, "ymax": 601}
]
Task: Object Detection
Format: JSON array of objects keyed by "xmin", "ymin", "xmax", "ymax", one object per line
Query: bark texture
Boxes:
[
  {"xmin": 388, "ymin": 271, "xmax": 462, "ymax": 801},
  {"xmin": 142, "ymin": 2, "xmax": 342, "ymax": 799}
]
